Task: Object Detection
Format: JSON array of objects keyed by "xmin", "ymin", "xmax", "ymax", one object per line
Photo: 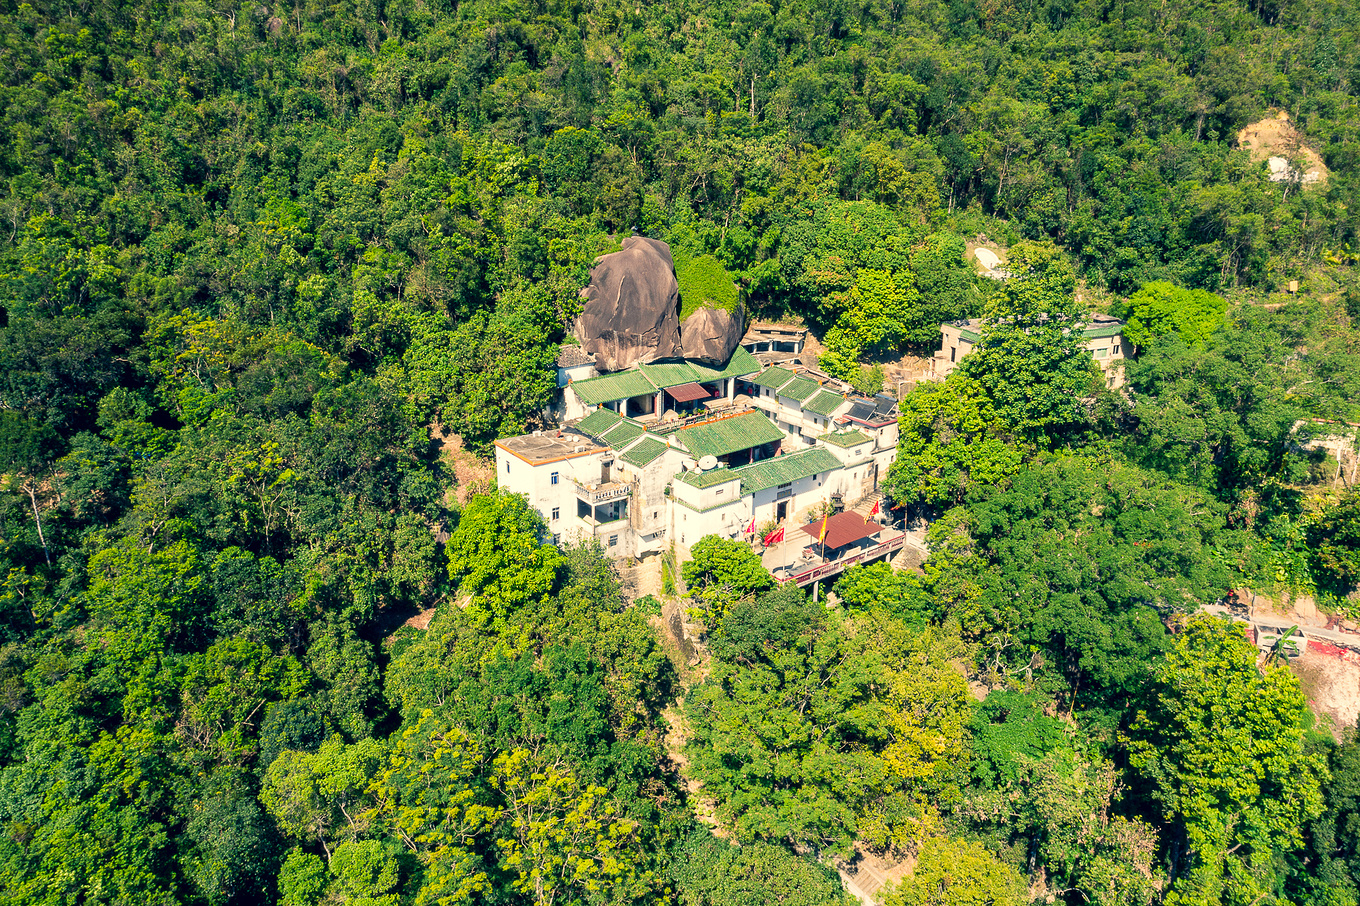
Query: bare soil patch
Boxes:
[
  {"xmin": 433, "ymin": 423, "xmax": 495, "ymax": 507},
  {"xmin": 1293, "ymin": 641, "xmax": 1360, "ymax": 732},
  {"xmin": 661, "ymin": 701, "xmax": 728, "ymax": 836},
  {"xmin": 402, "ymin": 607, "xmax": 437, "ymax": 631},
  {"xmin": 1236, "ymin": 110, "xmax": 1329, "ymax": 186}
]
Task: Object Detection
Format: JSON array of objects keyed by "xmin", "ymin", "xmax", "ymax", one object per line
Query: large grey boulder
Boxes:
[
  {"xmin": 576, "ymin": 237, "xmax": 683, "ymax": 372},
  {"xmin": 680, "ymin": 302, "xmax": 746, "ymax": 366}
]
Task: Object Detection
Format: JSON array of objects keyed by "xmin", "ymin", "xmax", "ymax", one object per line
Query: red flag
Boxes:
[
  {"xmin": 818, "ymin": 514, "xmax": 829, "ymax": 544},
  {"xmin": 762, "ymin": 526, "xmax": 784, "ymax": 546},
  {"xmin": 869, "ymin": 500, "xmax": 881, "ymax": 518},
  {"xmin": 744, "ymin": 516, "xmax": 756, "ymax": 534}
]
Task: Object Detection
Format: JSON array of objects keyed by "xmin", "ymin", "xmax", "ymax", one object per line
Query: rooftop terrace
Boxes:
[{"xmin": 497, "ymin": 431, "xmax": 606, "ymax": 464}]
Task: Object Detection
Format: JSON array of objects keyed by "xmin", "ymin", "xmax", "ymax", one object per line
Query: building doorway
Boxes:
[{"xmin": 776, "ymin": 501, "xmax": 788, "ymax": 521}]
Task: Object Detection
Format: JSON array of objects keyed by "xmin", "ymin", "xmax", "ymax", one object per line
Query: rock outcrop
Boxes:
[
  {"xmin": 576, "ymin": 236, "xmax": 683, "ymax": 372},
  {"xmin": 680, "ymin": 302, "xmax": 746, "ymax": 366}
]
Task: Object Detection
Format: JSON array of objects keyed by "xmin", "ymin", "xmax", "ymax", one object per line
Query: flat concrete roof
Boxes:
[
  {"xmin": 743, "ymin": 322, "xmax": 808, "ymax": 341},
  {"xmin": 496, "ymin": 431, "xmax": 606, "ymax": 465}
]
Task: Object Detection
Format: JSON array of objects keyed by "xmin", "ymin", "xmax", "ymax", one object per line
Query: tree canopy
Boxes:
[{"xmin": 2, "ymin": 0, "xmax": 1360, "ymax": 901}]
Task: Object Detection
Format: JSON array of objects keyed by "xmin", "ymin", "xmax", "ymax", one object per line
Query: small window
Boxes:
[
  {"xmin": 1113, "ymin": 344, "xmax": 1120, "ymax": 354},
  {"xmin": 715, "ymin": 489, "xmax": 724, "ymax": 496},
  {"xmin": 551, "ymin": 471, "xmax": 559, "ymax": 485},
  {"xmin": 505, "ymin": 461, "xmax": 510, "ymax": 473},
  {"xmin": 1095, "ymin": 347, "xmax": 1109, "ymax": 359},
  {"xmin": 950, "ymin": 346, "xmax": 957, "ymax": 362},
  {"xmin": 551, "ymin": 507, "xmax": 560, "ymax": 521},
  {"xmin": 553, "ymin": 533, "xmax": 560, "ymax": 545},
  {"xmin": 609, "ymin": 535, "xmax": 618, "ymax": 547}
]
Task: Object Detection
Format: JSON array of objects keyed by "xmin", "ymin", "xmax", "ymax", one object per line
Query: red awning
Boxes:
[
  {"xmin": 666, "ymin": 382, "xmax": 710, "ymax": 403},
  {"xmin": 800, "ymin": 511, "xmax": 880, "ymax": 549}
]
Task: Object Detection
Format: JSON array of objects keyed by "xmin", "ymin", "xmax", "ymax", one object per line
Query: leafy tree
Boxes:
[
  {"xmin": 0, "ymin": 725, "xmax": 185, "ymax": 906},
  {"xmin": 686, "ymin": 592, "xmax": 970, "ymax": 853},
  {"xmin": 82, "ymin": 541, "xmax": 211, "ymax": 719},
  {"xmin": 958, "ymin": 250, "xmax": 1097, "ymax": 445},
  {"xmin": 670, "ymin": 830, "xmax": 854, "ymax": 906},
  {"xmin": 184, "ymin": 769, "xmax": 284, "ymax": 906},
  {"xmin": 446, "ymin": 491, "xmax": 566, "ymax": 633},
  {"xmin": 0, "ymin": 412, "xmax": 61, "ymax": 565},
  {"xmin": 904, "ymin": 233, "xmax": 984, "ymax": 347},
  {"xmin": 930, "ymin": 456, "xmax": 1237, "ymax": 723},
  {"xmin": 881, "ymin": 836, "xmax": 1027, "ymax": 906},
  {"xmin": 1308, "ymin": 491, "xmax": 1360, "ymax": 597},
  {"xmin": 176, "ymin": 637, "xmax": 309, "ymax": 765},
  {"xmin": 491, "ymin": 747, "xmax": 651, "ymax": 906},
  {"xmin": 681, "ymin": 536, "xmax": 773, "ymax": 624},
  {"xmin": 326, "ymin": 840, "xmax": 402, "ymax": 906},
  {"xmin": 966, "ymin": 691, "xmax": 1067, "ymax": 789},
  {"xmin": 832, "ymin": 562, "xmax": 932, "ymax": 627},
  {"xmin": 305, "ymin": 617, "xmax": 382, "ymax": 741},
  {"xmin": 368, "ymin": 712, "xmax": 495, "ymax": 906},
  {"xmin": 1125, "ymin": 615, "xmax": 1326, "ymax": 906},
  {"xmin": 260, "ymin": 736, "xmax": 385, "ymax": 862},
  {"xmin": 1121, "ymin": 308, "xmax": 1309, "ymax": 505},
  {"xmin": 963, "ymin": 699, "xmax": 1163, "ymax": 905},
  {"xmin": 885, "ymin": 373, "xmax": 1025, "ymax": 508},
  {"xmin": 819, "ymin": 269, "xmax": 919, "ymax": 379},
  {"xmin": 1293, "ymin": 730, "xmax": 1360, "ymax": 906},
  {"xmin": 278, "ymin": 850, "xmax": 329, "ymax": 906},
  {"xmin": 1121, "ymin": 281, "xmax": 1228, "ymax": 349}
]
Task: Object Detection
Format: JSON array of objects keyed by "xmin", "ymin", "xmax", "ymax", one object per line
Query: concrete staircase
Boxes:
[
  {"xmin": 849, "ymin": 490, "xmax": 885, "ymax": 519},
  {"xmin": 842, "ymin": 490, "xmax": 929, "ymax": 571},
  {"xmin": 836, "ymin": 856, "xmax": 895, "ymax": 905}
]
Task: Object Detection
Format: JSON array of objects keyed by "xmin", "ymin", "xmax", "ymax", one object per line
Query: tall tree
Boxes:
[
  {"xmin": 1125, "ymin": 615, "xmax": 1326, "ymax": 906},
  {"xmin": 959, "ymin": 248, "xmax": 1098, "ymax": 446}
]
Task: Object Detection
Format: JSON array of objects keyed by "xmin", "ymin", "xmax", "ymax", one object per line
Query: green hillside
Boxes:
[{"xmin": 0, "ymin": 0, "xmax": 1359, "ymax": 903}]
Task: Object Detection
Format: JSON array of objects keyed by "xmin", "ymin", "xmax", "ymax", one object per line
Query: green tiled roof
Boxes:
[
  {"xmin": 691, "ymin": 346, "xmax": 761, "ymax": 381},
  {"xmin": 821, "ymin": 429, "xmax": 871, "ymax": 448},
  {"xmin": 950, "ymin": 318, "xmax": 1124, "ymax": 343},
  {"xmin": 572, "ymin": 349, "xmax": 769, "ymax": 405},
  {"xmin": 735, "ymin": 448, "xmax": 842, "ymax": 493},
  {"xmin": 619, "ymin": 436, "xmax": 669, "ymax": 468},
  {"xmin": 804, "ymin": 388, "xmax": 846, "ymax": 418},
  {"xmin": 753, "ymin": 366, "xmax": 796, "ymax": 390},
  {"xmin": 674, "ymin": 411, "xmax": 785, "ymax": 459},
  {"xmin": 779, "ymin": 375, "xmax": 819, "ymax": 401},
  {"xmin": 601, "ymin": 420, "xmax": 645, "ymax": 446},
  {"xmin": 636, "ymin": 361, "xmax": 701, "ymax": 389},
  {"xmin": 674, "ymin": 466, "xmax": 741, "ymax": 488},
  {"xmin": 576, "ymin": 407, "xmax": 623, "ymax": 438},
  {"xmin": 571, "ymin": 370, "xmax": 658, "ymax": 405}
]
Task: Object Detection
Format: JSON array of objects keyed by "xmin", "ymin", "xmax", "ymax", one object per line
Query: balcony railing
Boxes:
[
  {"xmin": 572, "ymin": 478, "xmax": 631, "ymax": 505},
  {"xmin": 776, "ymin": 534, "xmax": 908, "ymax": 587}
]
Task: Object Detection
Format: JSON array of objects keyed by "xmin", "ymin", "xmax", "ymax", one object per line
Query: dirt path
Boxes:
[{"xmin": 433, "ymin": 423, "xmax": 495, "ymax": 507}]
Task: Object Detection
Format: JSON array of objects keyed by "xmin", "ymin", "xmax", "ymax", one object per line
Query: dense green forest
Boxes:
[{"xmin": 2, "ymin": 0, "xmax": 1360, "ymax": 902}]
